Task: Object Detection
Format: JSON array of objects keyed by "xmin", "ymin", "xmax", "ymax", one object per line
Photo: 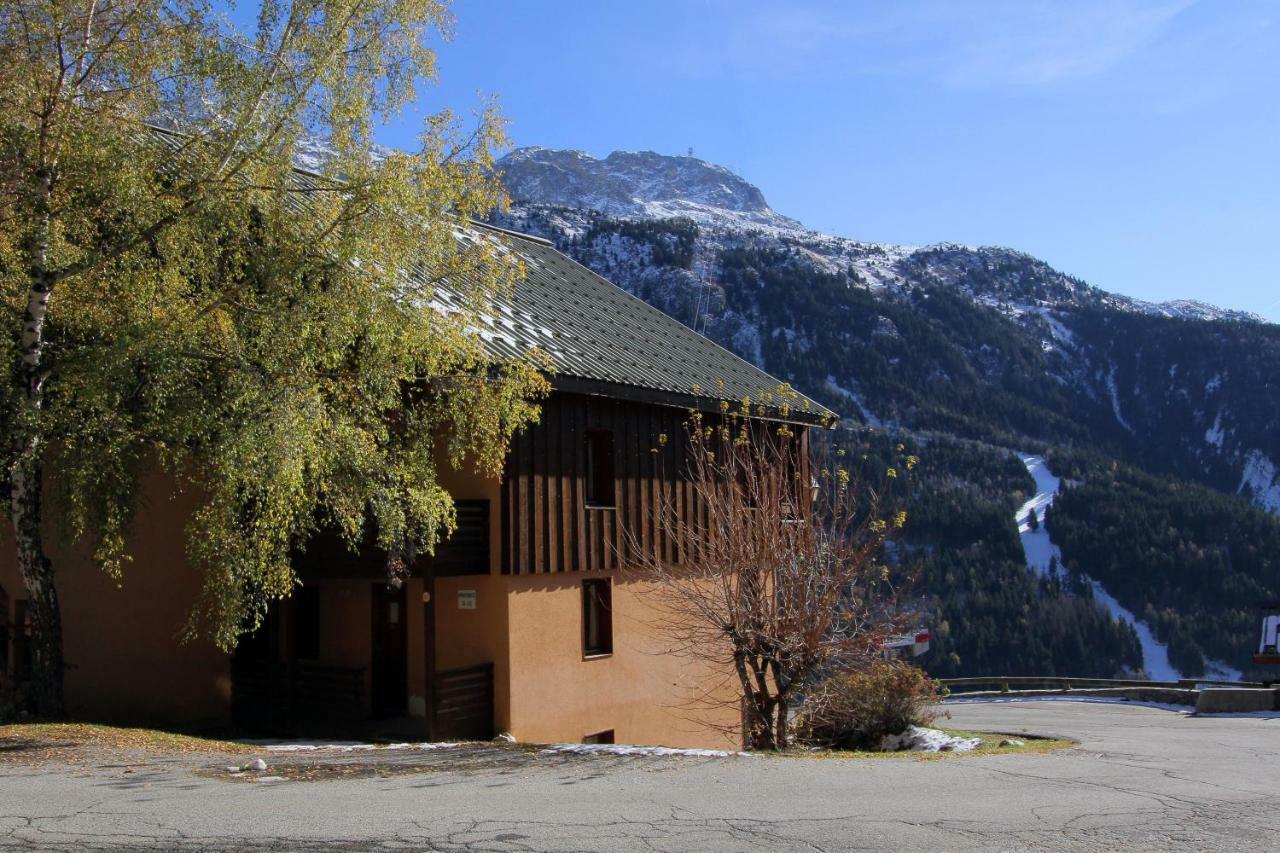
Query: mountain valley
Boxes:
[{"xmin": 492, "ymin": 146, "xmax": 1280, "ymax": 679}]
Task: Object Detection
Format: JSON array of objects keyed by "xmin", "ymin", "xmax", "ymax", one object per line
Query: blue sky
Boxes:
[{"xmin": 382, "ymin": 0, "xmax": 1280, "ymax": 321}]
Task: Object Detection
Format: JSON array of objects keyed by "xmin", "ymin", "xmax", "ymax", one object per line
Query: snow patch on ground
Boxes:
[
  {"xmin": 256, "ymin": 741, "xmax": 463, "ymax": 752},
  {"xmin": 256, "ymin": 739, "xmax": 749, "ymax": 759},
  {"xmin": 541, "ymin": 743, "xmax": 747, "ymax": 758},
  {"xmin": 1238, "ymin": 450, "xmax": 1280, "ymax": 514},
  {"xmin": 879, "ymin": 726, "xmax": 982, "ymax": 753}
]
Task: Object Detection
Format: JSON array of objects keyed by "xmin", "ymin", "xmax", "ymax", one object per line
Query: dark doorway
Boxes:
[{"xmin": 371, "ymin": 583, "xmax": 408, "ymax": 716}]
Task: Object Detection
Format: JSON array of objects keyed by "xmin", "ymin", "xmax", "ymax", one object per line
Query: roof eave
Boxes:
[{"xmin": 550, "ymin": 375, "xmax": 838, "ymax": 428}]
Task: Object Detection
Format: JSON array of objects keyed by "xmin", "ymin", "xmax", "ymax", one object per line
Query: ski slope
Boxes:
[
  {"xmin": 1015, "ymin": 455, "xmax": 1062, "ymax": 578},
  {"xmin": 1015, "ymin": 454, "xmax": 1183, "ymax": 681}
]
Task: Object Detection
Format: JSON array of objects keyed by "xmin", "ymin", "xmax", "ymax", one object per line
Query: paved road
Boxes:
[{"xmin": 3, "ymin": 700, "xmax": 1280, "ymax": 851}]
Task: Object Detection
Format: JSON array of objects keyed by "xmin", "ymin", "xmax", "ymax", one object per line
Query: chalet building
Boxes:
[{"xmin": 0, "ymin": 223, "xmax": 832, "ymax": 749}]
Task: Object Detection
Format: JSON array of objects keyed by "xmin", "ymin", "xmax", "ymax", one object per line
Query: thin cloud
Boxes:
[
  {"xmin": 927, "ymin": 0, "xmax": 1197, "ymax": 88},
  {"xmin": 720, "ymin": 0, "xmax": 1196, "ymax": 89}
]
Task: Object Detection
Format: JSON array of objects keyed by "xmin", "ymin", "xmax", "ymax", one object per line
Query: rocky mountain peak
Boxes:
[{"xmin": 496, "ymin": 146, "xmax": 802, "ymax": 231}]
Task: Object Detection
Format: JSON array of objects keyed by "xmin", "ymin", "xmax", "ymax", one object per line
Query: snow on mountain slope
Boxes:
[
  {"xmin": 1239, "ymin": 451, "xmax": 1280, "ymax": 514},
  {"xmin": 1015, "ymin": 455, "xmax": 1063, "ymax": 579},
  {"xmin": 1017, "ymin": 454, "xmax": 1242, "ymax": 681},
  {"xmin": 1016, "ymin": 455, "xmax": 1183, "ymax": 681},
  {"xmin": 498, "ymin": 147, "xmax": 804, "ymax": 232},
  {"xmin": 495, "ymin": 146, "xmax": 1280, "ymax": 518},
  {"xmin": 496, "ymin": 146, "xmax": 1267, "ymax": 326},
  {"xmin": 1146, "ymin": 299, "xmax": 1265, "ymax": 325}
]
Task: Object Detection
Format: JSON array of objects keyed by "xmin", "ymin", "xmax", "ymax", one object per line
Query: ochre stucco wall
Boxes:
[
  {"xmin": 0, "ymin": 472, "xmax": 230, "ymax": 727},
  {"xmin": 504, "ymin": 571, "xmax": 741, "ymax": 750}
]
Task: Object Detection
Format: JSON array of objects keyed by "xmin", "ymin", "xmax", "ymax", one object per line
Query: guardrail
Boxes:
[{"xmin": 939, "ymin": 676, "xmax": 1264, "ymax": 694}]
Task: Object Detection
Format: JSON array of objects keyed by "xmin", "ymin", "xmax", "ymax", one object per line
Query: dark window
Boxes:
[
  {"xmin": 583, "ymin": 729, "xmax": 615, "ymax": 745},
  {"xmin": 585, "ymin": 430, "xmax": 615, "ymax": 507},
  {"xmin": 582, "ymin": 578, "xmax": 613, "ymax": 657},
  {"xmin": 429, "ymin": 500, "xmax": 491, "ymax": 576},
  {"xmin": 292, "ymin": 585, "xmax": 321, "ymax": 661}
]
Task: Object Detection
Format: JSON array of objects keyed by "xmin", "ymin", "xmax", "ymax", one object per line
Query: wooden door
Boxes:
[{"xmin": 370, "ymin": 583, "xmax": 408, "ymax": 716}]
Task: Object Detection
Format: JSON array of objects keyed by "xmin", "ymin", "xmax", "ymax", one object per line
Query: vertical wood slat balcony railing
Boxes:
[
  {"xmin": 432, "ymin": 662, "xmax": 495, "ymax": 741},
  {"xmin": 231, "ymin": 658, "xmax": 365, "ymax": 732}
]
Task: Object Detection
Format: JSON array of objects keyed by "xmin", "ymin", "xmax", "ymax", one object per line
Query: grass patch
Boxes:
[
  {"xmin": 0, "ymin": 722, "xmax": 251, "ymax": 756},
  {"xmin": 785, "ymin": 729, "xmax": 1075, "ymax": 761}
]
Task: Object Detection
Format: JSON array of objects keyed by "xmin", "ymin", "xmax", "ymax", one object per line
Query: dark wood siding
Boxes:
[
  {"xmin": 427, "ymin": 500, "xmax": 490, "ymax": 577},
  {"xmin": 501, "ymin": 392, "xmax": 810, "ymax": 575}
]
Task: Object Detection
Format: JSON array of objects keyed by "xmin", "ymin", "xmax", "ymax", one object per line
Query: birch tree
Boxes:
[{"xmin": 0, "ymin": 0, "xmax": 547, "ymax": 716}]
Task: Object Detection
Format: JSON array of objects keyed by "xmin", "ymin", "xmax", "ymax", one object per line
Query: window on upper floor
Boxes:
[{"xmin": 584, "ymin": 429, "xmax": 615, "ymax": 507}]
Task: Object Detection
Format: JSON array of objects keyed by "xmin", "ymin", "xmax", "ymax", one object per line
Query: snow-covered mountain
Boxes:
[
  {"xmin": 496, "ymin": 147, "xmax": 1266, "ymax": 326},
  {"xmin": 498, "ymin": 147, "xmax": 803, "ymax": 231},
  {"xmin": 1143, "ymin": 298, "xmax": 1265, "ymax": 325},
  {"xmin": 492, "ymin": 146, "xmax": 1280, "ymax": 518}
]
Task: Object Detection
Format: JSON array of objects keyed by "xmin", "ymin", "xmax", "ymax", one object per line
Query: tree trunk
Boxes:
[
  {"xmin": 8, "ymin": 443, "xmax": 64, "ymax": 717},
  {"xmin": 745, "ymin": 698, "xmax": 774, "ymax": 750},
  {"xmin": 735, "ymin": 651, "xmax": 777, "ymax": 750},
  {"xmin": 774, "ymin": 694, "xmax": 789, "ymax": 751},
  {"xmin": 9, "ymin": 164, "xmax": 65, "ymax": 717}
]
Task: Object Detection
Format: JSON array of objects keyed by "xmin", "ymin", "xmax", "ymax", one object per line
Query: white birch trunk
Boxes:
[{"xmin": 8, "ymin": 166, "xmax": 65, "ymax": 717}]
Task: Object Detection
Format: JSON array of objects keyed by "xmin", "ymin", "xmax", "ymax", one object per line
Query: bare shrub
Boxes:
[{"xmin": 796, "ymin": 660, "xmax": 945, "ymax": 750}]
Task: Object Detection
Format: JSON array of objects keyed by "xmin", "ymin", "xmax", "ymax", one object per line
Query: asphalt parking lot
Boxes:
[{"xmin": 3, "ymin": 699, "xmax": 1280, "ymax": 851}]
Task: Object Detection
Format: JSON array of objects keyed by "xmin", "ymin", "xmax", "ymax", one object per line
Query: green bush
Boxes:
[{"xmin": 797, "ymin": 661, "xmax": 945, "ymax": 750}]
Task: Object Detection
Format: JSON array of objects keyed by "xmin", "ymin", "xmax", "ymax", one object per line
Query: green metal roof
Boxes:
[{"xmin": 461, "ymin": 222, "xmax": 835, "ymax": 426}]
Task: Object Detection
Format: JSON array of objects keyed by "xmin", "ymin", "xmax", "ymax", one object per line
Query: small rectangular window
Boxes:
[
  {"xmin": 584, "ymin": 430, "xmax": 615, "ymax": 507},
  {"xmin": 583, "ymin": 729, "xmax": 615, "ymax": 745},
  {"xmin": 582, "ymin": 578, "xmax": 613, "ymax": 657}
]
